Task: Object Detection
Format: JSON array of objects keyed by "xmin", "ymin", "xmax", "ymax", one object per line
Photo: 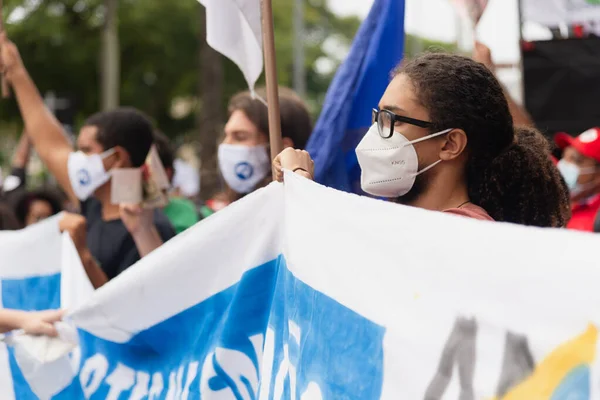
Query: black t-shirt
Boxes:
[{"xmin": 81, "ymin": 198, "xmax": 176, "ymax": 280}]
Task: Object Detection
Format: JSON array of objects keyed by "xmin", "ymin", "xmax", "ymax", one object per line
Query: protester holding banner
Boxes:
[
  {"xmin": 555, "ymin": 128, "xmax": 600, "ymax": 232},
  {"xmin": 0, "ymin": 33, "xmax": 175, "ymax": 281},
  {"xmin": 209, "ymin": 86, "xmax": 312, "ymax": 211},
  {"xmin": 58, "ymin": 212, "xmax": 109, "ymax": 288},
  {"xmin": 0, "ymin": 309, "xmax": 63, "ymax": 337},
  {"xmin": 275, "ymin": 52, "xmax": 570, "ymax": 227}
]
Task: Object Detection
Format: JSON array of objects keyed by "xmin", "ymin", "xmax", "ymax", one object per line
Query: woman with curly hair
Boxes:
[
  {"xmin": 14, "ymin": 189, "xmax": 63, "ymax": 228},
  {"xmin": 274, "ymin": 52, "xmax": 570, "ymax": 228}
]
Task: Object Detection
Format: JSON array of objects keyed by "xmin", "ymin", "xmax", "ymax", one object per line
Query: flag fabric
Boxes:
[
  {"xmin": 305, "ymin": 0, "xmax": 405, "ymax": 193},
  {"xmin": 4, "ymin": 173, "xmax": 600, "ymax": 398},
  {"xmin": 198, "ymin": 0, "xmax": 263, "ymax": 92},
  {"xmin": 448, "ymin": 0, "xmax": 489, "ymax": 25}
]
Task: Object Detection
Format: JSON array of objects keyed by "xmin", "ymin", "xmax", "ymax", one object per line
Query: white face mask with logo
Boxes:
[
  {"xmin": 355, "ymin": 123, "xmax": 452, "ymax": 198},
  {"xmin": 218, "ymin": 144, "xmax": 270, "ymax": 194},
  {"xmin": 67, "ymin": 149, "xmax": 116, "ymax": 201}
]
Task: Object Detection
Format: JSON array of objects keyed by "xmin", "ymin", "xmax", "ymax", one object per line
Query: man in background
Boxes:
[
  {"xmin": 555, "ymin": 128, "xmax": 600, "ymax": 232},
  {"xmin": 209, "ymin": 86, "xmax": 313, "ymax": 212},
  {"xmin": 0, "ymin": 33, "xmax": 175, "ymax": 280}
]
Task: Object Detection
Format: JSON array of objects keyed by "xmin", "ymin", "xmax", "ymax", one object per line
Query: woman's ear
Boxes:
[{"xmin": 439, "ymin": 129, "xmax": 468, "ymax": 161}]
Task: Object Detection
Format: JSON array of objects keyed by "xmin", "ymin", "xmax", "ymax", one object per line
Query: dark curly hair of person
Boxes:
[
  {"xmin": 14, "ymin": 189, "xmax": 63, "ymax": 227},
  {"xmin": 396, "ymin": 53, "xmax": 570, "ymax": 227}
]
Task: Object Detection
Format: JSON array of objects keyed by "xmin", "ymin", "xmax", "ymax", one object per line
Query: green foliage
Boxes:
[
  {"xmin": 404, "ymin": 33, "xmax": 458, "ymax": 58},
  {"xmin": 1, "ymin": 0, "xmax": 360, "ymax": 137}
]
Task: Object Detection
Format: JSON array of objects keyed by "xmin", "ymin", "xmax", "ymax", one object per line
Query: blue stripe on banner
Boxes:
[
  {"xmin": 7, "ymin": 352, "xmax": 37, "ymax": 399},
  {"xmin": 268, "ymin": 257, "xmax": 385, "ymax": 399},
  {"xmin": 4, "ymin": 259, "xmax": 385, "ymax": 398},
  {"xmin": 61, "ymin": 259, "xmax": 281, "ymax": 399},
  {"xmin": 2, "ymin": 274, "xmax": 61, "ymax": 311},
  {"xmin": 2, "ymin": 273, "xmax": 62, "ymax": 399}
]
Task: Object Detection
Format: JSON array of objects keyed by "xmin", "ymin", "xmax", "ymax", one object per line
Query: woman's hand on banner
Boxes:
[
  {"xmin": 272, "ymin": 148, "xmax": 314, "ymax": 183},
  {"xmin": 20, "ymin": 310, "xmax": 65, "ymax": 337}
]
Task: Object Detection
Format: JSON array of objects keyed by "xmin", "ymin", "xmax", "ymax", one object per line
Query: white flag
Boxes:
[{"xmin": 198, "ymin": 0, "xmax": 263, "ymax": 92}]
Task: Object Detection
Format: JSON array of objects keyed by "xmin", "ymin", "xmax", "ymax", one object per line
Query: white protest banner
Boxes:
[
  {"xmin": 523, "ymin": 0, "xmax": 600, "ymax": 27},
  {"xmin": 3, "ymin": 172, "xmax": 600, "ymax": 398}
]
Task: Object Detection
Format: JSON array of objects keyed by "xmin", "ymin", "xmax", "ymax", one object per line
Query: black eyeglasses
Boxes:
[{"xmin": 372, "ymin": 109, "xmax": 433, "ymax": 139}]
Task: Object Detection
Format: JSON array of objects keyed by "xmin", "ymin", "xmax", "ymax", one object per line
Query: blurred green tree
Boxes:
[
  {"xmin": 0, "ymin": 0, "xmax": 361, "ymax": 138},
  {"xmin": 404, "ymin": 33, "xmax": 458, "ymax": 58}
]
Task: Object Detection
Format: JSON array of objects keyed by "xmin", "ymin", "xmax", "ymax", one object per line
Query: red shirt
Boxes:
[
  {"xmin": 444, "ymin": 203, "xmax": 494, "ymax": 221},
  {"xmin": 567, "ymin": 194, "xmax": 600, "ymax": 232}
]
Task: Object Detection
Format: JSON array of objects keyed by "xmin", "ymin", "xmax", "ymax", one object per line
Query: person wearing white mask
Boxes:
[
  {"xmin": 274, "ymin": 52, "xmax": 570, "ymax": 228},
  {"xmin": 555, "ymin": 128, "xmax": 600, "ymax": 232},
  {"xmin": 208, "ymin": 87, "xmax": 312, "ymax": 212},
  {"xmin": 0, "ymin": 34, "xmax": 175, "ymax": 281}
]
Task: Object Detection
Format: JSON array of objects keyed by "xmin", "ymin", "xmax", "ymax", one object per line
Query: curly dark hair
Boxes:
[
  {"xmin": 396, "ymin": 53, "xmax": 570, "ymax": 227},
  {"xmin": 14, "ymin": 189, "xmax": 63, "ymax": 227},
  {"xmin": 84, "ymin": 107, "xmax": 154, "ymax": 167}
]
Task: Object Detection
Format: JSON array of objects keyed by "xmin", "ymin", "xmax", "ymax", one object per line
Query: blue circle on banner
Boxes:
[
  {"xmin": 235, "ymin": 162, "xmax": 254, "ymax": 180},
  {"xmin": 77, "ymin": 169, "xmax": 91, "ymax": 186}
]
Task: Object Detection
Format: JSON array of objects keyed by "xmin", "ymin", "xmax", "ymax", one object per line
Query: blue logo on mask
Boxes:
[
  {"xmin": 77, "ymin": 169, "xmax": 91, "ymax": 186},
  {"xmin": 235, "ymin": 162, "xmax": 254, "ymax": 181}
]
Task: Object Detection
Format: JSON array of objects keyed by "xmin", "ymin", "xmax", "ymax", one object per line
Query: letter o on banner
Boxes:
[{"xmin": 79, "ymin": 354, "xmax": 109, "ymax": 398}]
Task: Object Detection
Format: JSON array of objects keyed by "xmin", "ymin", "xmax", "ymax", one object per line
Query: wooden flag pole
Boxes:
[
  {"xmin": 0, "ymin": 0, "xmax": 9, "ymax": 98},
  {"xmin": 260, "ymin": 0, "xmax": 283, "ymax": 176}
]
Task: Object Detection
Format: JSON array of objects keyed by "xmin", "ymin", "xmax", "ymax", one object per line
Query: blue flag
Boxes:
[{"xmin": 306, "ymin": 0, "xmax": 405, "ymax": 193}]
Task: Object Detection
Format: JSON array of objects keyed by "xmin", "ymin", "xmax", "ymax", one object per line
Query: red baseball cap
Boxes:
[{"xmin": 555, "ymin": 128, "xmax": 600, "ymax": 163}]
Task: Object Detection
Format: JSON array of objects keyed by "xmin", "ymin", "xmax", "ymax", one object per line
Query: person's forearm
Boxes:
[
  {"xmin": 504, "ymin": 86, "xmax": 534, "ymax": 127},
  {"xmin": 132, "ymin": 226, "xmax": 164, "ymax": 257},
  {"xmin": 10, "ymin": 69, "xmax": 76, "ymax": 202},
  {"xmin": 474, "ymin": 45, "xmax": 534, "ymax": 128},
  {"xmin": 79, "ymin": 249, "xmax": 109, "ymax": 289},
  {"xmin": 11, "ymin": 132, "xmax": 31, "ymax": 169},
  {"xmin": 0, "ymin": 309, "xmax": 27, "ymax": 333},
  {"xmin": 10, "ymin": 70, "xmax": 71, "ymax": 154}
]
